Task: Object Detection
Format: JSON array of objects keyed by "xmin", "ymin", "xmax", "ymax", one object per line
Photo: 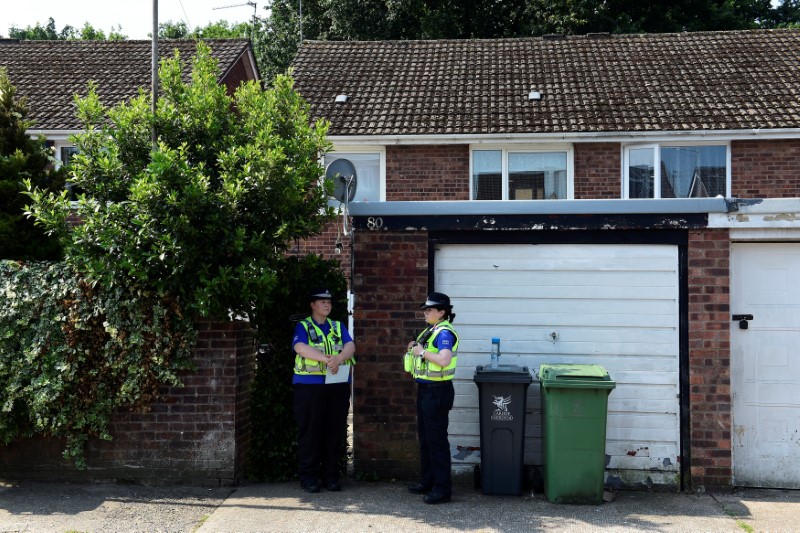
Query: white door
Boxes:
[
  {"xmin": 731, "ymin": 243, "xmax": 800, "ymax": 488},
  {"xmin": 436, "ymin": 243, "xmax": 681, "ymax": 487}
]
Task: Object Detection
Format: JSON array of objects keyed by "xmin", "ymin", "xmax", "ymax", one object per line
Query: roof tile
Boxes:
[{"xmin": 0, "ymin": 39, "xmax": 251, "ymax": 131}]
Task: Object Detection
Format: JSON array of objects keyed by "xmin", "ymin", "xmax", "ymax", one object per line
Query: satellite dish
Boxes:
[{"xmin": 325, "ymin": 159, "xmax": 358, "ymax": 203}]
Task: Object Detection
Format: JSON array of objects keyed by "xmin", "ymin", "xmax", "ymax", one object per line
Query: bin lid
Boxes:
[
  {"xmin": 474, "ymin": 365, "xmax": 533, "ymax": 384},
  {"xmin": 538, "ymin": 363, "xmax": 616, "ymax": 390}
]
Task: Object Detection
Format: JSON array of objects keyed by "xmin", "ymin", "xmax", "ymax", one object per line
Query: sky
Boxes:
[{"xmin": 0, "ymin": 0, "xmax": 260, "ymax": 39}]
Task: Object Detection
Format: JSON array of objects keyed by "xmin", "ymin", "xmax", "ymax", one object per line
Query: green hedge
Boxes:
[{"xmin": 0, "ymin": 260, "xmax": 195, "ymax": 466}]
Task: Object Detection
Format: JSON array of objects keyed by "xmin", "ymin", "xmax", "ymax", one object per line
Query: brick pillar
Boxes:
[
  {"xmin": 352, "ymin": 230, "xmax": 429, "ymax": 479},
  {"xmin": 687, "ymin": 229, "xmax": 732, "ymax": 490},
  {"xmin": 0, "ymin": 319, "xmax": 255, "ymax": 486}
]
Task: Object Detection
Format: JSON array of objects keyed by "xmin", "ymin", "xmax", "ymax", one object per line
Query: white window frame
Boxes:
[
  {"xmin": 325, "ymin": 145, "xmax": 386, "ymax": 204},
  {"xmin": 469, "ymin": 144, "xmax": 575, "ymax": 200},
  {"xmin": 622, "ymin": 141, "xmax": 731, "ymax": 199}
]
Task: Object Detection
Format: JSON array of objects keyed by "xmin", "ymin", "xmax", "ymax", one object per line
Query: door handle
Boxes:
[{"xmin": 732, "ymin": 314, "xmax": 753, "ymax": 330}]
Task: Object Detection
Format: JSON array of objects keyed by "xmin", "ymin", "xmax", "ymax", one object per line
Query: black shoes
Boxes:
[
  {"xmin": 423, "ymin": 491, "xmax": 452, "ymax": 504},
  {"xmin": 301, "ymin": 480, "xmax": 321, "ymax": 493},
  {"xmin": 407, "ymin": 482, "xmax": 432, "ymax": 494},
  {"xmin": 302, "ymin": 479, "xmax": 341, "ymax": 492}
]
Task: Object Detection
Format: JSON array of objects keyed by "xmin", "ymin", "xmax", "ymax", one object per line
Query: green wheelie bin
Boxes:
[{"xmin": 538, "ymin": 364, "xmax": 616, "ymax": 504}]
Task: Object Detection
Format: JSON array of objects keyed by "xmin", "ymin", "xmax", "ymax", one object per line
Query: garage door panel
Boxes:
[
  {"xmin": 437, "ymin": 243, "xmax": 680, "ymax": 489},
  {"xmin": 455, "ymin": 311, "xmax": 676, "ymax": 329},
  {"xmin": 438, "ymin": 270, "xmax": 677, "ymax": 289}
]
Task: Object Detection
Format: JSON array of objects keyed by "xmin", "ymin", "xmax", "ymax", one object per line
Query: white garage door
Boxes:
[
  {"xmin": 731, "ymin": 243, "xmax": 800, "ymax": 488},
  {"xmin": 437, "ymin": 243, "xmax": 681, "ymax": 487}
]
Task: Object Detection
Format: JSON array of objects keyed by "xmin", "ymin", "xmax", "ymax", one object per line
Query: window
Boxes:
[
  {"xmin": 624, "ymin": 143, "xmax": 728, "ymax": 198},
  {"xmin": 471, "ymin": 147, "xmax": 572, "ymax": 200},
  {"xmin": 324, "ymin": 150, "xmax": 383, "ymax": 203}
]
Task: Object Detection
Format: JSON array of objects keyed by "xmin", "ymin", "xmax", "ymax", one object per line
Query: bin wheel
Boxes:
[{"xmin": 473, "ymin": 465, "xmax": 481, "ymax": 490}]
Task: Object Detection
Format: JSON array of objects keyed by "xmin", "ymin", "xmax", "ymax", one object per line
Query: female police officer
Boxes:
[
  {"xmin": 292, "ymin": 287, "xmax": 355, "ymax": 493},
  {"xmin": 406, "ymin": 292, "xmax": 459, "ymax": 504}
]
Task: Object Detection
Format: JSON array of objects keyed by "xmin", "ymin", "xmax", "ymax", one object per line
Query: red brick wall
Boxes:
[
  {"xmin": 351, "ymin": 230, "xmax": 429, "ymax": 478},
  {"xmin": 386, "ymin": 145, "xmax": 470, "ymax": 201},
  {"xmin": 731, "ymin": 139, "xmax": 800, "ymax": 198},
  {"xmin": 574, "ymin": 142, "xmax": 621, "ymax": 199},
  {"xmin": 286, "ymin": 223, "xmax": 352, "ymax": 282},
  {"xmin": 0, "ymin": 320, "xmax": 255, "ymax": 486},
  {"xmin": 221, "ymin": 56, "xmax": 252, "ymax": 95},
  {"xmin": 687, "ymin": 229, "xmax": 732, "ymax": 489}
]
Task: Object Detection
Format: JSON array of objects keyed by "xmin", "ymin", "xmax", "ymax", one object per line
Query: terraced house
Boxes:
[{"xmin": 290, "ymin": 29, "xmax": 800, "ymax": 491}]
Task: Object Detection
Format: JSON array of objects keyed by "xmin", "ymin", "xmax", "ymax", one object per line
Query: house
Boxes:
[
  {"xmin": 290, "ymin": 29, "xmax": 800, "ymax": 491},
  {"xmin": 0, "ymin": 38, "xmax": 259, "ymax": 160}
]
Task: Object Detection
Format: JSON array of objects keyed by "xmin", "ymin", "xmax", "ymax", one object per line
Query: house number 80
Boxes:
[{"xmin": 366, "ymin": 217, "xmax": 384, "ymax": 230}]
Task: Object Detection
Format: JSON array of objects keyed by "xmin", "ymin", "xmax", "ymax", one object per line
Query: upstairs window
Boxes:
[
  {"xmin": 624, "ymin": 143, "xmax": 728, "ymax": 198},
  {"xmin": 472, "ymin": 147, "xmax": 572, "ymax": 200},
  {"xmin": 324, "ymin": 150, "xmax": 383, "ymax": 203}
]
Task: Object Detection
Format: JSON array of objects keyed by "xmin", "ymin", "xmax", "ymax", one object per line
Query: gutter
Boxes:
[
  {"xmin": 348, "ymin": 198, "xmax": 732, "ymax": 217},
  {"xmin": 328, "ymin": 129, "xmax": 800, "ymax": 146}
]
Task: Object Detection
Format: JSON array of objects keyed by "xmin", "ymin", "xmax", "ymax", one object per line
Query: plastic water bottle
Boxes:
[{"xmin": 490, "ymin": 337, "xmax": 500, "ymax": 368}]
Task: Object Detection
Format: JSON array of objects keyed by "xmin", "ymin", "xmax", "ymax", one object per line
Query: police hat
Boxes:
[
  {"xmin": 309, "ymin": 287, "xmax": 333, "ymax": 301},
  {"xmin": 420, "ymin": 292, "xmax": 452, "ymax": 309}
]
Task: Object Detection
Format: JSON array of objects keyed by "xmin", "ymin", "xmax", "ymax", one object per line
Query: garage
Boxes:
[{"xmin": 434, "ymin": 242, "xmax": 682, "ymax": 488}]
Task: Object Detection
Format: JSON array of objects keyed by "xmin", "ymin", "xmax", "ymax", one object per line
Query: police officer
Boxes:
[
  {"xmin": 406, "ymin": 292, "xmax": 459, "ymax": 504},
  {"xmin": 292, "ymin": 287, "xmax": 355, "ymax": 493}
]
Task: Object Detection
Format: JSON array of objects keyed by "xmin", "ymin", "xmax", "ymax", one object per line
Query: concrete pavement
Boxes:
[{"xmin": 1, "ymin": 478, "xmax": 799, "ymax": 532}]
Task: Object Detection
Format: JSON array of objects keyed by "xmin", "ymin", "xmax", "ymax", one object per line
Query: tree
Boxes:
[
  {"xmin": 7, "ymin": 17, "xmax": 126, "ymax": 40},
  {"xmin": 158, "ymin": 19, "xmax": 251, "ymax": 40},
  {"xmin": 0, "ymin": 68, "xmax": 64, "ymax": 260},
  {"xmin": 25, "ymin": 43, "xmax": 333, "ymax": 320}
]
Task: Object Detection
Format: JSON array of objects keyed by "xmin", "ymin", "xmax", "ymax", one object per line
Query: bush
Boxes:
[
  {"xmin": 25, "ymin": 43, "xmax": 333, "ymax": 320},
  {"xmin": 0, "ymin": 260, "xmax": 195, "ymax": 467}
]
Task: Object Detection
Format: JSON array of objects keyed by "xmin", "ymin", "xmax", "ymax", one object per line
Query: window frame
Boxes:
[
  {"xmin": 324, "ymin": 145, "xmax": 386, "ymax": 204},
  {"xmin": 469, "ymin": 144, "xmax": 575, "ymax": 200},
  {"xmin": 622, "ymin": 141, "xmax": 731, "ymax": 199}
]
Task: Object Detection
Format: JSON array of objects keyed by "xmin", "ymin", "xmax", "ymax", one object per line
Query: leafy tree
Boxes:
[
  {"xmin": 0, "ymin": 68, "xmax": 64, "ymax": 260},
  {"xmin": 25, "ymin": 42, "xmax": 333, "ymax": 321},
  {"xmin": 8, "ymin": 18, "xmax": 73, "ymax": 40},
  {"xmin": 158, "ymin": 19, "xmax": 251, "ymax": 40},
  {"xmin": 7, "ymin": 17, "xmax": 126, "ymax": 40}
]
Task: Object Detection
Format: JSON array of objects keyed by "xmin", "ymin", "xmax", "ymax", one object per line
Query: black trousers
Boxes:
[
  {"xmin": 416, "ymin": 380, "xmax": 455, "ymax": 494},
  {"xmin": 293, "ymin": 382, "xmax": 351, "ymax": 484}
]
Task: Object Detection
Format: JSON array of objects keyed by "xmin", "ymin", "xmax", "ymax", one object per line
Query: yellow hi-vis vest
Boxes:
[
  {"xmin": 411, "ymin": 320, "xmax": 459, "ymax": 382},
  {"xmin": 294, "ymin": 318, "xmax": 343, "ymax": 376}
]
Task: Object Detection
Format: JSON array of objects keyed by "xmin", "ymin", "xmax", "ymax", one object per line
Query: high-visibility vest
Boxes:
[
  {"xmin": 294, "ymin": 318, "xmax": 344, "ymax": 376},
  {"xmin": 412, "ymin": 320, "xmax": 459, "ymax": 382}
]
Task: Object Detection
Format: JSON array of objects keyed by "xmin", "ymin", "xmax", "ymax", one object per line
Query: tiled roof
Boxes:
[
  {"xmin": 291, "ymin": 29, "xmax": 800, "ymax": 136},
  {"xmin": 0, "ymin": 39, "xmax": 251, "ymax": 131}
]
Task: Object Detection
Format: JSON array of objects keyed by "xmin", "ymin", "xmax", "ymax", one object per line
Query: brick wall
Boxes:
[
  {"xmin": 0, "ymin": 320, "xmax": 255, "ymax": 486},
  {"xmin": 574, "ymin": 142, "xmax": 621, "ymax": 199},
  {"xmin": 687, "ymin": 229, "xmax": 732, "ymax": 490},
  {"xmin": 386, "ymin": 145, "xmax": 470, "ymax": 201},
  {"xmin": 731, "ymin": 139, "xmax": 800, "ymax": 198},
  {"xmin": 351, "ymin": 230, "xmax": 429, "ymax": 478},
  {"xmin": 286, "ymin": 223, "xmax": 352, "ymax": 281}
]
